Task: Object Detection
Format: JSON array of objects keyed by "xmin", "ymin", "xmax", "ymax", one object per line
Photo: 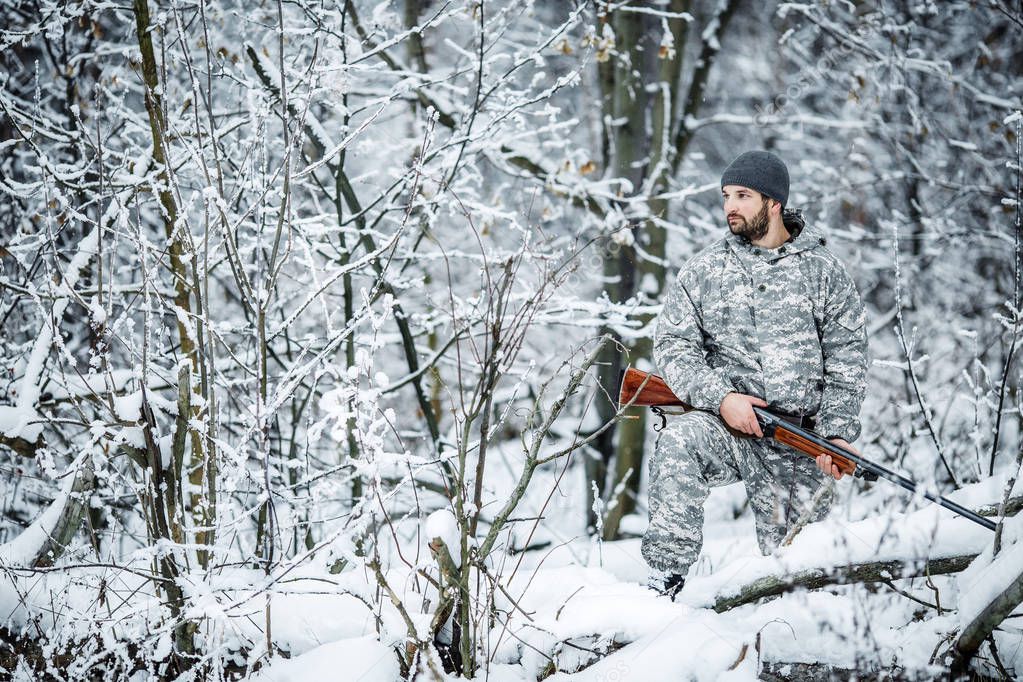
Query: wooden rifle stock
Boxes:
[
  {"xmin": 617, "ymin": 367, "xmax": 996, "ymax": 531},
  {"xmin": 617, "ymin": 367, "xmax": 690, "ymax": 409}
]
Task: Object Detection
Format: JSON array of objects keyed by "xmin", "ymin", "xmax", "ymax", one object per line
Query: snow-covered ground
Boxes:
[
  {"xmin": 191, "ymin": 480, "xmax": 1022, "ymax": 681},
  {"xmin": 4, "ymin": 406, "xmax": 1021, "ymax": 681}
]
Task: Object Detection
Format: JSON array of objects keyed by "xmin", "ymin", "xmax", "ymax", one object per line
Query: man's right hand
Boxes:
[{"xmin": 719, "ymin": 392, "xmax": 768, "ymax": 437}]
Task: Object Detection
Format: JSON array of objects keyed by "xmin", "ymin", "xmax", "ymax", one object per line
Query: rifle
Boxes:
[{"xmin": 618, "ymin": 367, "xmax": 996, "ymax": 532}]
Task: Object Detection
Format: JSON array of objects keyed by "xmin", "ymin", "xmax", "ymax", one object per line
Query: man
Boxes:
[{"xmin": 643, "ymin": 150, "xmax": 868, "ymax": 599}]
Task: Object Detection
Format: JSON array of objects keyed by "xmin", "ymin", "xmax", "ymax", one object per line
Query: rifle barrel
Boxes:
[{"xmin": 753, "ymin": 407, "xmax": 996, "ymax": 532}]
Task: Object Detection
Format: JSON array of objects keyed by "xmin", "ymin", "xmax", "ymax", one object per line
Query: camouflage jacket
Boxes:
[{"xmin": 653, "ymin": 214, "xmax": 868, "ymax": 442}]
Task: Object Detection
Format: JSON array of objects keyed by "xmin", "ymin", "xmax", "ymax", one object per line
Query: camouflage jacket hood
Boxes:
[{"xmin": 653, "ymin": 211, "xmax": 868, "ymax": 441}]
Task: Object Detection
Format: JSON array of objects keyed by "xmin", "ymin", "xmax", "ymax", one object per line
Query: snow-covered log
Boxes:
[
  {"xmin": 684, "ymin": 489, "xmax": 1004, "ymax": 614},
  {"xmin": 712, "ymin": 553, "xmax": 975, "ymax": 613},
  {"xmin": 948, "ymin": 514, "xmax": 1023, "ymax": 673},
  {"xmin": 0, "ymin": 227, "xmax": 99, "ymax": 451},
  {"xmin": 0, "ymin": 457, "xmax": 94, "ymax": 568}
]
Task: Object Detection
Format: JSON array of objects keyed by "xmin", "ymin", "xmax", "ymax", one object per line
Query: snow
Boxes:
[
  {"xmin": 0, "ymin": 405, "xmax": 42, "ymax": 443},
  {"xmin": 2, "ymin": 1, "xmax": 1021, "ymax": 680},
  {"xmin": 482, "ymin": 538, "xmax": 978, "ymax": 680},
  {"xmin": 548, "ymin": 609, "xmax": 755, "ymax": 682},
  {"xmin": 249, "ymin": 635, "xmax": 400, "ymax": 682},
  {"xmin": 685, "ymin": 511, "xmax": 983, "ymax": 610},
  {"xmin": 263, "ymin": 592, "xmax": 379, "ymax": 655},
  {"xmin": 0, "ymin": 459, "xmax": 95, "ymax": 636},
  {"xmin": 3, "ymin": 227, "xmax": 99, "ymax": 442},
  {"xmin": 196, "ymin": 569, "xmax": 385, "ymax": 660},
  {"xmin": 113, "ymin": 391, "xmax": 144, "ymax": 421},
  {"xmin": 0, "ymin": 456, "xmax": 83, "ymax": 567},
  {"xmin": 88, "ymin": 296, "xmax": 107, "ymax": 325},
  {"xmin": 438, "ymin": 469, "xmax": 1021, "ymax": 679},
  {"xmin": 426, "ymin": 508, "xmax": 462, "ymax": 564},
  {"xmin": 957, "ymin": 513, "xmax": 1023, "ymax": 629},
  {"xmin": 948, "ymin": 139, "xmax": 978, "ymax": 152},
  {"xmin": 700, "ymin": 14, "xmax": 721, "ymax": 52}
]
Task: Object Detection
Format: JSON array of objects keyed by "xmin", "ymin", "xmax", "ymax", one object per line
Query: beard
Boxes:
[{"xmin": 728, "ymin": 200, "xmax": 770, "ymax": 241}]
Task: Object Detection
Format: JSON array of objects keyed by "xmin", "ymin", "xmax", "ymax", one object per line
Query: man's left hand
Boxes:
[{"xmin": 816, "ymin": 438, "xmax": 859, "ymax": 480}]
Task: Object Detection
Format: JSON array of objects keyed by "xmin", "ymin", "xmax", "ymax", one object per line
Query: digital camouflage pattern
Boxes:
[
  {"xmin": 643, "ymin": 411, "xmax": 832, "ymax": 573},
  {"xmin": 643, "ymin": 213, "xmax": 867, "ymax": 575}
]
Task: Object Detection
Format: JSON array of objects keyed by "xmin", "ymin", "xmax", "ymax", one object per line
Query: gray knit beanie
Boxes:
[{"xmin": 720, "ymin": 150, "xmax": 789, "ymax": 207}]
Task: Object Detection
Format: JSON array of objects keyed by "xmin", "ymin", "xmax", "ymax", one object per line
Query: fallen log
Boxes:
[
  {"xmin": 713, "ymin": 554, "xmax": 976, "ymax": 613},
  {"xmin": 0, "ymin": 457, "xmax": 95, "ymax": 568}
]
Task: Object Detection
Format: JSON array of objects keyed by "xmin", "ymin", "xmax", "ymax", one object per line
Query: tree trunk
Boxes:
[
  {"xmin": 601, "ymin": 0, "xmax": 690, "ymax": 540},
  {"xmin": 591, "ymin": 1, "xmax": 739, "ymax": 539},
  {"xmin": 589, "ymin": 2, "xmax": 650, "ymax": 535},
  {"xmin": 132, "ymin": 0, "xmax": 213, "ymax": 563}
]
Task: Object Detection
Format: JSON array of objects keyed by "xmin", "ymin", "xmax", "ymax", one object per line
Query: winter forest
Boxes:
[{"xmin": 0, "ymin": 0, "xmax": 1021, "ymax": 679}]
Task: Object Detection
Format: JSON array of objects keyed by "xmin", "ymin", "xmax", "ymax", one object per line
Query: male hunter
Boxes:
[{"xmin": 644, "ymin": 150, "xmax": 868, "ymax": 599}]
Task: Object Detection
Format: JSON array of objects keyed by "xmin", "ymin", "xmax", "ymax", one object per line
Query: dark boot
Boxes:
[{"xmin": 647, "ymin": 570, "xmax": 686, "ymax": 601}]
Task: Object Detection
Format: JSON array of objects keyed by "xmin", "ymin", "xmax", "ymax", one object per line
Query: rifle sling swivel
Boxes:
[{"xmin": 651, "ymin": 406, "xmax": 668, "ymax": 432}]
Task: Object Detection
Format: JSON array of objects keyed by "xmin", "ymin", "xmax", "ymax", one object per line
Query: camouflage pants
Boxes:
[{"xmin": 642, "ymin": 411, "xmax": 832, "ymax": 575}]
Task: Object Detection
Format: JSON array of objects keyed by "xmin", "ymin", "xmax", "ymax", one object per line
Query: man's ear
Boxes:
[{"xmin": 770, "ymin": 199, "xmax": 782, "ymax": 216}]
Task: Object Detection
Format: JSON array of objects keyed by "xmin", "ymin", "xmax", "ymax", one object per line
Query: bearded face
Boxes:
[{"xmin": 727, "ymin": 197, "xmax": 770, "ymax": 241}]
